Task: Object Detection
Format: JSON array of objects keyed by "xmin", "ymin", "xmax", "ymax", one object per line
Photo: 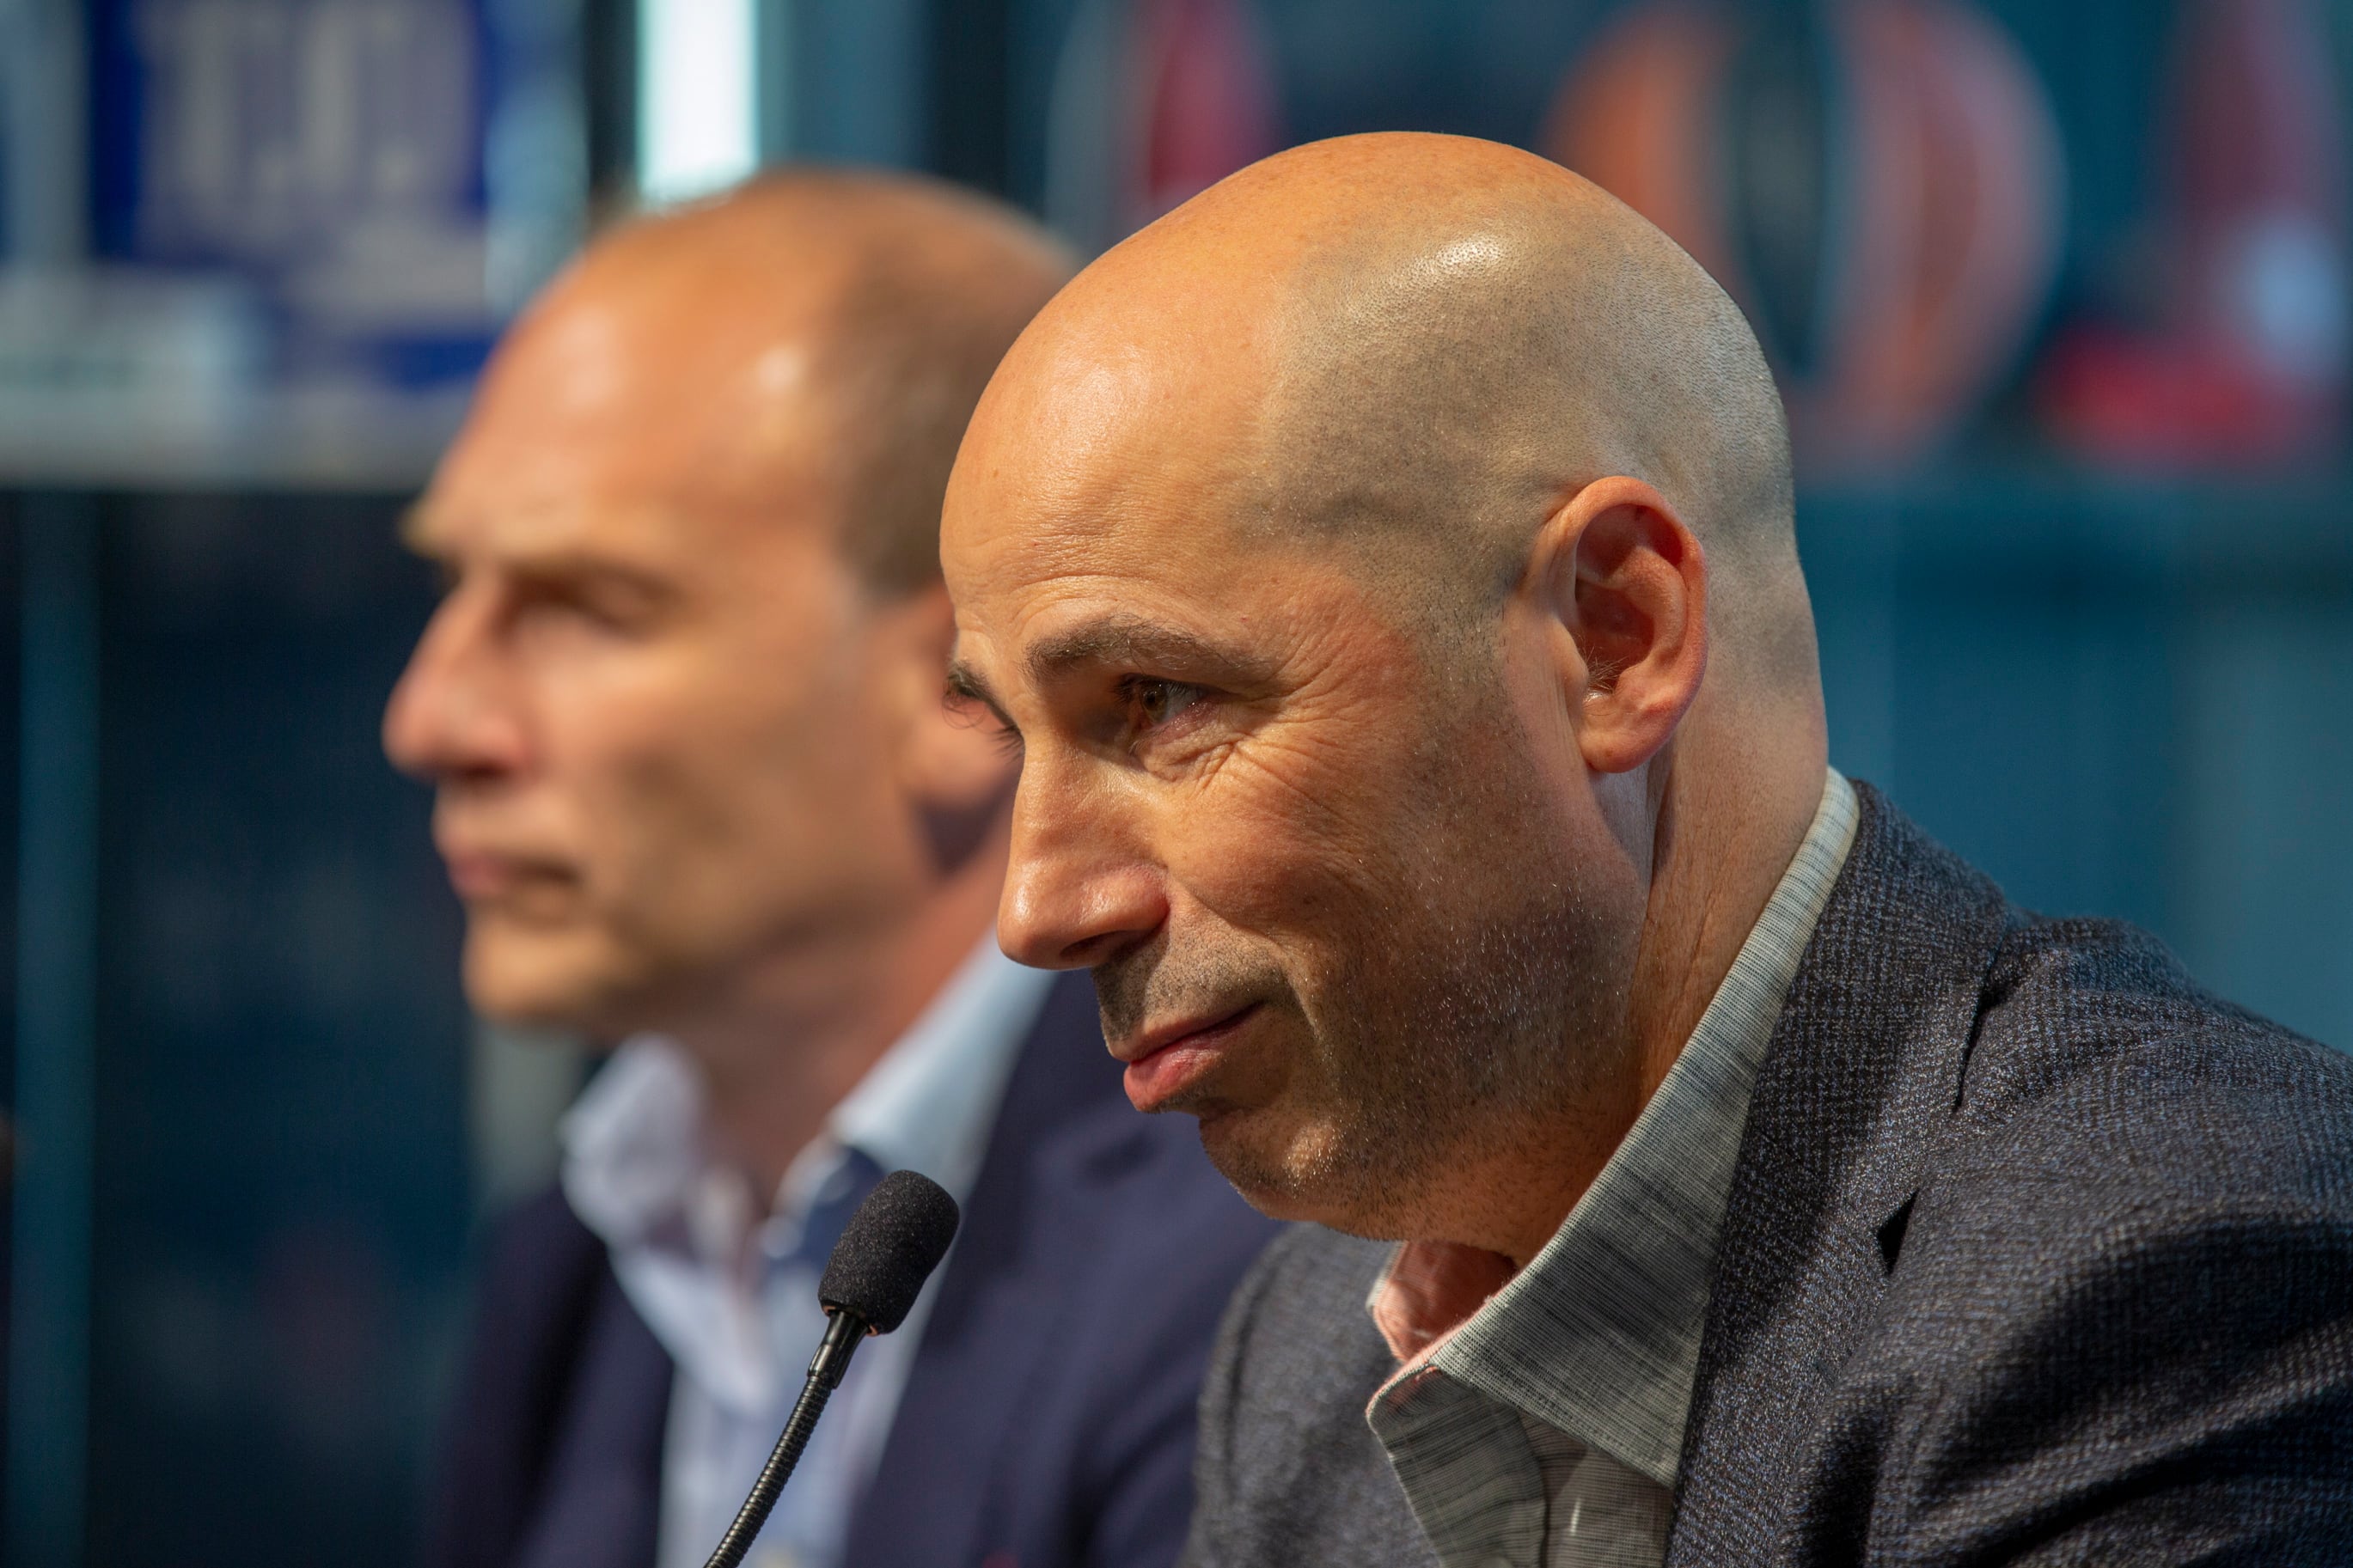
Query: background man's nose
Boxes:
[{"xmin": 382, "ymin": 599, "xmax": 529, "ymax": 784}]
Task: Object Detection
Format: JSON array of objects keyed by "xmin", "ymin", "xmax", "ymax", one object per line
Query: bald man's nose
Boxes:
[
  {"xmin": 382, "ymin": 597, "xmax": 529, "ymax": 784},
  {"xmin": 996, "ymin": 776, "xmax": 1167, "ymax": 971}
]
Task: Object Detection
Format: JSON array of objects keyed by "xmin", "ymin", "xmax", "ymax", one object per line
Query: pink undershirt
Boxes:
[{"xmin": 1369, "ymin": 1240, "xmax": 1520, "ymax": 1371}]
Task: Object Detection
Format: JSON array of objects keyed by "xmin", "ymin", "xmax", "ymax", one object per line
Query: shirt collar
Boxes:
[
  {"xmin": 559, "ymin": 935, "xmax": 1055, "ymax": 1273},
  {"xmin": 824, "ymin": 935, "xmax": 1054, "ymax": 1201},
  {"xmin": 1370, "ymin": 768, "xmax": 1860, "ymax": 1488}
]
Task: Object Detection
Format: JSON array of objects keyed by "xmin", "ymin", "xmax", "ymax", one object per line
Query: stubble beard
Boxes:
[
  {"xmin": 1245, "ymin": 796, "xmax": 1620, "ymax": 1242},
  {"xmin": 1101, "ymin": 674, "xmax": 1629, "ymax": 1241}
]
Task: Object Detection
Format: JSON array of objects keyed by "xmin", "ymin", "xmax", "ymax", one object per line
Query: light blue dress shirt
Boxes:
[{"xmin": 559, "ymin": 939, "xmax": 1056, "ymax": 1568}]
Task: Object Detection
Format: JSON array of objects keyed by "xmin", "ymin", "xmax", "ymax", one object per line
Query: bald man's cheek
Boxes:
[
  {"xmin": 1192, "ymin": 632, "xmax": 1416, "ymax": 803},
  {"xmin": 1169, "ymin": 705, "xmax": 1439, "ymax": 914}
]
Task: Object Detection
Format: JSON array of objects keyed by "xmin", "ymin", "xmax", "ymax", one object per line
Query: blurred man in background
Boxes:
[{"xmin": 384, "ymin": 171, "xmax": 1274, "ymax": 1568}]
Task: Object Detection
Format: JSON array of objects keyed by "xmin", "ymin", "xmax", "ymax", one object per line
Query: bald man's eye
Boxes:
[
  {"xmin": 944, "ymin": 690, "xmax": 1024, "ymax": 757},
  {"xmin": 1120, "ymin": 677, "xmax": 1202, "ymax": 735}
]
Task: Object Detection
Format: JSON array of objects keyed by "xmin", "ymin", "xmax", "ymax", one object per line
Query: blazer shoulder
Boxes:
[
  {"xmin": 1849, "ymin": 1044, "xmax": 2353, "ymax": 1561},
  {"xmin": 1682, "ymin": 795, "xmax": 2353, "ymax": 1561},
  {"xmin": 1206, "ymin": 1223, "xmax": 1397, "ymax": 1429},
  {"xmin": 1952, "ymin": 913, "xmax": 2353, "ymax": 1207},
  {"xmin": 449, "ymin": 1184, "xmax": 614, "ymax": 1399}
]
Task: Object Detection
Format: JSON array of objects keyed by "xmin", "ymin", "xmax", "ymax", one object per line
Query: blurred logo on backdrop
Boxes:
[
  {"xmin": 1046, "ymin": 0, "xmax": 1285, "ymax": 255},
  {"xmin": 1543, "ymin": 0, "xmax": 2067, "ymax": 479},
  {"xmin": 2037, "ymin": 0, "xmax": 2350, "ymax": 469},
  {"xmin": 97, "ymin": 0, "xmax": 493, "ymax": 385},
  {"xmin": 0, "ymin": 0, "xmax": 583, "ymax": 480}
]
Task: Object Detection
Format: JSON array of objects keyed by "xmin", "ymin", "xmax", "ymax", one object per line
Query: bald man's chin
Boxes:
[
  {"xmin": 1189, "ymin": 1106, "xmax": 1368, "ymax": 1229},
  {"xmin": 1195, "ymin": 1104, "xmax": 1467, "ymax": 1242}
]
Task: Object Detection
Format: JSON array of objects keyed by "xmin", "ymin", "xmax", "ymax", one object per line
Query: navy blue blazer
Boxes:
[{"xmin": 422, "ymin": 971, "xmax": 1278, "ymax": 1568}]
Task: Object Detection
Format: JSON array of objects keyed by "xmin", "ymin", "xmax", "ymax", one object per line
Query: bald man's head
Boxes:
[
  {"xmin": 944, "ymin": 135, "xmax": 1830, "ymax": 1256},
  {"xmin": 961, "ymin": 134, "xmax": 1806, "ymax": 679},
  {"xmin": 1259, "ymin": 155, "xmax": 1798, "ymax": 648}
]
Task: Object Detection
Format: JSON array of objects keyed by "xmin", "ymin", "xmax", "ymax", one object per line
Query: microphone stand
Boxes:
[
  {"xmin": 694, "ymin": 1166, "xmax": 958, "ymax": 1568},
  {"xmin": 699, "ymin": 1311, "xmax": 870, "ymax": 1568}
]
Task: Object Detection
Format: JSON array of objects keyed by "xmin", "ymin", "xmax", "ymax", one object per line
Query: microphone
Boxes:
[{"xmin": 700, "ymin": 1168, "xmax": 962, "ymax": 1568}]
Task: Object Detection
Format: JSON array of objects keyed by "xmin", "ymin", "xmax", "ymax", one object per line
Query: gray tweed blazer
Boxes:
[{"xmin": 1183, "ymin": 783, "xmax": 2353, "ymax": 1566}]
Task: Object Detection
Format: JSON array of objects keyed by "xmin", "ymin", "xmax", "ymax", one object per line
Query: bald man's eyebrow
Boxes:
[{"xmin": 1025, "ymin": 616, "xmax": 1276, "ymax": 692}]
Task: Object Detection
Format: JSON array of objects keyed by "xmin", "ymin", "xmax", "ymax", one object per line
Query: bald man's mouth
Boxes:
[{"xmin": 1117, "ymin": 1002, "xmax": 1262, "ymax": 1113}]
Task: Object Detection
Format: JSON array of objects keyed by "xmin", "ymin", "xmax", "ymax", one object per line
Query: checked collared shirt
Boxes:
[{"xmin": 1365, "ymin": 770, "xmax": 1859, "ymax": 1568}]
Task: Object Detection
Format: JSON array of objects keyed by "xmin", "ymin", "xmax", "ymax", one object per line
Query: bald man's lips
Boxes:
[{"xmin": 1118, "ymin": 1003, "xmax": 1261, "ymax": 1113}]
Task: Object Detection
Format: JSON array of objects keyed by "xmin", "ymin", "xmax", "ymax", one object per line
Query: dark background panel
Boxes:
[{"xmin": 81, "ymin": 497, "xmax": 467, "ymax": 1568}]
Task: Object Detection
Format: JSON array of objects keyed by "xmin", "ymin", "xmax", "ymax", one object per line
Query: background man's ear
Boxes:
[
  {"xmin": 874, "ymin": 584, "xmax": 1018, "ymax": 871},
  {"xmin": 1545, "ymin": 476, "xmax": 1708, "ymax": 775}
]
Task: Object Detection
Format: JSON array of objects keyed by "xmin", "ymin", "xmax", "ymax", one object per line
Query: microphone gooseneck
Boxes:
[{"xmin": 699, "ymin": 1169, "xmax": 963, "ymax": 1568}]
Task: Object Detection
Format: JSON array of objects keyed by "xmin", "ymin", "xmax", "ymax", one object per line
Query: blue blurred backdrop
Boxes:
[{"xmin": 2, "ymin": 1, "xmax": 2349, "ymax": 1564}]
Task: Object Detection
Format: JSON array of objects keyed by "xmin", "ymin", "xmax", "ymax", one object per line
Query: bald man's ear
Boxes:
[
  {"xmin": 1535, "ymin": 478, "xmax": 1708, "ymax": 775},
  {"xmin": 873, "ymin": 585, "xmax": 1018, "ymax": 866}
]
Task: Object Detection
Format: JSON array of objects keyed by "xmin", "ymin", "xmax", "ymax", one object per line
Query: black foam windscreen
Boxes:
[{"xmin": 817, "ymin": 1169, "xmax": 961, "ymax": 1333}]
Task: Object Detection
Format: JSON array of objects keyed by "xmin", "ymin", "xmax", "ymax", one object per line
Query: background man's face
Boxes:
[
  {"xmin": 944, "ymin": 387, "xmax": 1631, "ymax": 1237},
  {"xmin": 384, "ymin": 357, "xmax": 922, "ymax": 1038}
]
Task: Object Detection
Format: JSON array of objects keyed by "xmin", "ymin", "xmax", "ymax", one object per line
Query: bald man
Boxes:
[
  {"xmin": 388, "ymin": 172, "xmax": 1273, "ymax": 1568},
  {"xmin": 940, "ymin": 133, "xmax": 2353, "ymax": 1567}
]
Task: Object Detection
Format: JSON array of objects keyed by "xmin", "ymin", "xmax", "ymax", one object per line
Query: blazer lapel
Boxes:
[
  {"xmin": 1668, "ymin": 783, "xmax": 2012, "ymax": 1562},
  {"xmin": 514, "ymin": 1266, "xmax": 673, "ymax": 1568},
  {"xmin": 844, "ymin": 971, "xmax": 1136, "ymax": 1567}
]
